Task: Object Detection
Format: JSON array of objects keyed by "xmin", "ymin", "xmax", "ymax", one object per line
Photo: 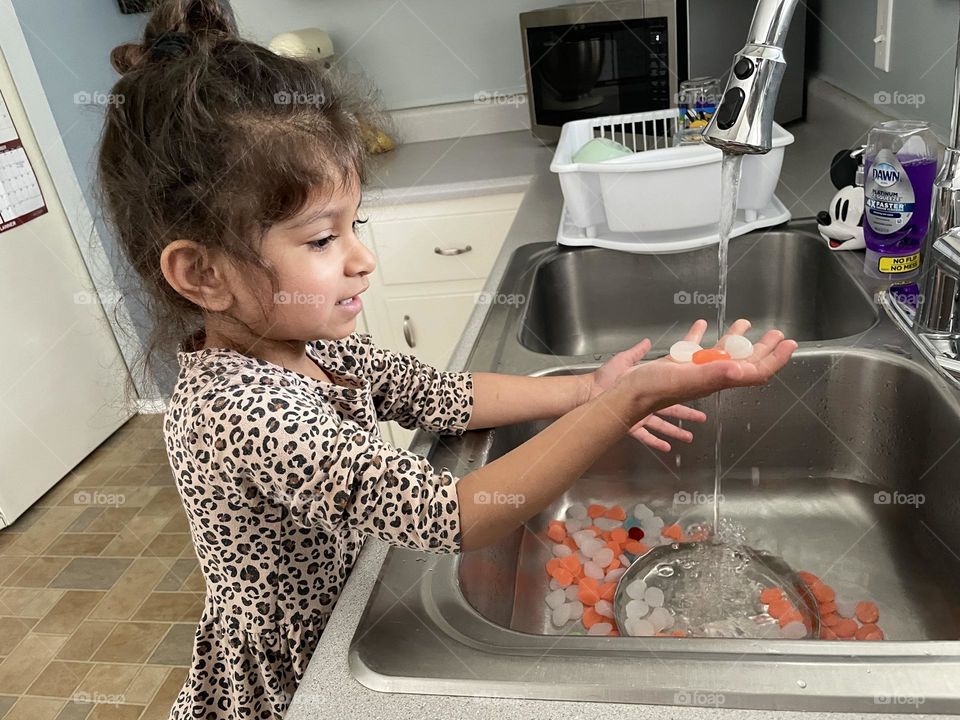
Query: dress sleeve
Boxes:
[
  {"xmin": 350, "ymin": 334, "xmax": 474, "ymax": 435},
  {"xmin": 193, "ymin": 383, "xmax": 463, "ymax": 553}
]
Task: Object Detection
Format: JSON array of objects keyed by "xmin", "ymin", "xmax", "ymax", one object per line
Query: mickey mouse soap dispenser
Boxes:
[{"xmin": 817, "ymin": 147, "xmax": 866, "ymax": 251}]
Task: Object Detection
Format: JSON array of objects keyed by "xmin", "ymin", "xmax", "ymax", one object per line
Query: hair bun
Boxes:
[
  {"xmin": 149, "ymin": 31, "xmax": 193, "ymax": 62},
  {"xmin": 110, "ymin": 42, "xmax": 149, "ymax": 75}
]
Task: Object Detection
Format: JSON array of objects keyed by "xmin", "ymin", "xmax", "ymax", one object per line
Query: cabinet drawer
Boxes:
[{"xmin": 368, "ymin": 194, "xmax": 521, "ymax": 286}]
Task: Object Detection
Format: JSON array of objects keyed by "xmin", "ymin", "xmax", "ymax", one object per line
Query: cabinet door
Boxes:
[{"xmin": 382, "ymin": 292, "xmax": 479, "ymax": 370}]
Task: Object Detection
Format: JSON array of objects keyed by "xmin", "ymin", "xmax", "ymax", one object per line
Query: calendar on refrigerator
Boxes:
[{"xmin": 0, "ymin": 88, "xmax": 48, "ymax": 234}]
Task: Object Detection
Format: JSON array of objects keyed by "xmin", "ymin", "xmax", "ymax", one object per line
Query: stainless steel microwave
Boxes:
[{"xmin": 520, "ymin": 0, "xmax": 806, "ymax": 142}]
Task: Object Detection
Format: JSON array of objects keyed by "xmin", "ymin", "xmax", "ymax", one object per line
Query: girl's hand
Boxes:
[
  {"xmin": 588, "ymin": 323, "xmax": 710, "ymax": 453},
  {"xmin": 621, "ymin": 318, "xmax": 798, "ymax": 415}
]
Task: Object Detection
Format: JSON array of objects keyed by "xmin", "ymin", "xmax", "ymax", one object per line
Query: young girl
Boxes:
[{"xmin": 98, "ymin": 2, "xmax": 797, "ymax": 718}]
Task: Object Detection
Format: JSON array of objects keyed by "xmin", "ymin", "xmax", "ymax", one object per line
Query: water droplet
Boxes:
[
  {"xmin": 656, "ymin": 564, "xmax": 675, "ymax": 577},
  {"xmin": 797, "ymin": 680, "xmax": 807, "ymax": 689}
]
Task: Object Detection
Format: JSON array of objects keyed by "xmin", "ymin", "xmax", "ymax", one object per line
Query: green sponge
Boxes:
[{"xmin": 572, "ymin": 137, "xmax": 634, "ymax": 163}]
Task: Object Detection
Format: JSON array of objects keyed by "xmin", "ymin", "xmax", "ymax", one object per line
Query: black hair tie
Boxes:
[{"xmin": 150, "ymin": 31, "xmax": 193, "ymax": 61}]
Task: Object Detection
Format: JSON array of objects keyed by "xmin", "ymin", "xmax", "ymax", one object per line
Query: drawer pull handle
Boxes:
[
  {"xmin": 402, "ymin": 315, "xmax": 416, "ymax": 348},
  {"xmin": 434, "ymin": 244, "xmax": 472, "ymax": 256}
]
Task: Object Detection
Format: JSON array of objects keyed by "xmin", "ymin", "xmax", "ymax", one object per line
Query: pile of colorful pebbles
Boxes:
[
  {"xmin": 670, "ymin": 336, "xmax": 753, "ymax": 364},
  {"xmin": 543, "ymin": 502, "xmax": 707, "ymax": 637},
  {"xmin": 764, "ymin": 572, "xmax": 884, "ymax": 641}
]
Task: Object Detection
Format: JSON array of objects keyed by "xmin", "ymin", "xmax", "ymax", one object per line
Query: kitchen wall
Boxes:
[{"xmin": 808, "ymin": 0, "xmax": 960, "ymax": 139}]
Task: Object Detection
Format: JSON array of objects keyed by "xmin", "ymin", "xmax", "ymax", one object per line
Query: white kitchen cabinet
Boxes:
[{"xmin": 359, "ymin": 191, "xmax": 523, "ymax": 449}]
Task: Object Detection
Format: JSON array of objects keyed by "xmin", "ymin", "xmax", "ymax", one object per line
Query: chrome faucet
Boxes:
[
  {"xmin": 882, "ymin": 17, "xmax": 960, "ymax": 387},
  {"xmin": 702, "ymin": 0, "xmax": 801, "ymax": 155}
]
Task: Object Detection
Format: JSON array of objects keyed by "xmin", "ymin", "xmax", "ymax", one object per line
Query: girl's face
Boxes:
[{"xmin": 240, "ymin": 179, "xmax": 376, "ymax": 342}]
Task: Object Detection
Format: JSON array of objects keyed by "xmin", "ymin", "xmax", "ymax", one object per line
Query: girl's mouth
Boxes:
[{"xmin": 335, "ymin": 295, "xmax": 362, "ymax": 312}]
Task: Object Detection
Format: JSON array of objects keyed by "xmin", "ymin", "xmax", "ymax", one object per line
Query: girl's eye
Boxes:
[
  {"xmin": 309, "ymin": 235, "xmax": 337, "ymax": 251},
  {"xmin": 353, "ymin": 217, "xmax": 369, "ymax": 231}
]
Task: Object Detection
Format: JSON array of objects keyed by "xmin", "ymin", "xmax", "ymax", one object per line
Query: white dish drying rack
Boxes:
[{"xmin": 551, "ymin": 109, "xmax": 794, "ymax": 253}]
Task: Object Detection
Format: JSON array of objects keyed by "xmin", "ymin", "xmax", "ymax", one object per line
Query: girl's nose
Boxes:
[{"xmin": 347, "ymin": 234, "xmax": 376, "ymax": 277}]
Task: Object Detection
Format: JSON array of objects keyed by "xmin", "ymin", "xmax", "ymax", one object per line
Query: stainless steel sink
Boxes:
[
  {"xmin": 351, "ymin": 222, "xmax": 960, "ymax": 712},
  {"xmin": 519, "ymin": 228, "xmax": 878, "ymax": 356}
]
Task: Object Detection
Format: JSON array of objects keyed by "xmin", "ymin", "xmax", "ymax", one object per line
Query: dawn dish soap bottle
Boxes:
[{"xmin": 862, "ymin": 120, "xmax": 939, "ymax": 279}]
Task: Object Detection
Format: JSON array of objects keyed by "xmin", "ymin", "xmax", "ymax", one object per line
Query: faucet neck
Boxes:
[{"xmin": 746, "ymin": 0, "xmax": 802, "ymax": 48}]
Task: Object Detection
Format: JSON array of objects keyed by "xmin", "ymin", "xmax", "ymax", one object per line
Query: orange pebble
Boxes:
[
  {"xmin": 599, "ymin": 582, "xmax": 617, "ymax": 601},
  {"xmin": 833, "ymin": 618, "xmax": 858, "ymax": 638},
  {"xmin": 855, "ymin": 623, "xmax": 884, "ymax": 641},
  {"xmin": 797, "ymin": 571, "xmax": 820, "ymax": 586},
  {"xmin": 818, "ymin": 601, "xmax": 837, "ymax": 615},
  {"xmin": 760, "ymin": 587, "xmax": 783, "ymax": 605},
  {"xmin": 624, "ymin": 540, "xmax": 648, "ymax": 555},
  {"xmin": 819, "ymin": 626, "xmax": 838, "ymax": 640},
  {"xmin": 563, "ymin": 537, "xmax": 578, "ymax": 551},
  {"xmin": 821, "ymin": 613, "xmax": 841, "ymax": 628},
  {"xmin": 766, "ymin": 598, "xmax": 792, "ymax": 619},
  {"xmin": 587, "ymin": 525, "xmax": 605, "ymax": 535},
  {"xmin": 582, "ymin": 606, "xmax": 603, "ymax": 629},
  {"xmin": 811, "ymin": 582, "xmax": 835, "ymax": 603},
  {"xmin": 547, "ymin": 521, "xmax": 566, "ymax": 543},
  {"xmin": 587, "ymin": 504, "xmax": 606, "ymax": 519},
  {"xmin": 671, "ymin": 630, "xmax": 686, "ymax": 637},
  {"xmin": 855, "ymin": 601, "xmax": 879, "ymax": 624},
  {"xmin": 692, "ymin": 347, "xmax": 731, "ymax": 364},
  {"xmin": 605, "ymin": 505, "xmax": 627, "ymax": 521},
  {"xmin": 554, "ymin": 568, "xmax": 575, "ymax": 587},
  {"xmin": 546, "ymin": 558, "xmax": 562, "ymax": 577},
  {"xmin": 779, "ymin": 609, "xmax": 803, "ymax": 628},
  {"xmin": 610, "ymin": 528, "xmax": 628, "ymax": 544},
  {"xmin": 608, "ymin": 628, "xmax": 620, "ymax": 637},
  {"xmin": 606, "ymin": 541, "xmax": 622, "ymax": 556},
  {"xmin": 661, "ymin": 523, "xmax": 683, "ymax": 541},
  {"xmin": 559, "ymin": 554, "xmax": 581, "ymax": 575},
  {"xmin": 606, "ymin": 556, "xmax": 621, "ymax": 571}
]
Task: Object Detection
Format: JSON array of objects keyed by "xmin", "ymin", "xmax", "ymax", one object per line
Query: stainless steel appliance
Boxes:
[{"xmin": 520, "ymin": 0, "xmax": 806, "ymax": 142}]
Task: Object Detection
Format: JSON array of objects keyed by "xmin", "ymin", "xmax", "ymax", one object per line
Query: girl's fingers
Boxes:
[
  {"xmin": 643, "ymin": 415, "xmax": 694, "ymax": 443},
  {"xmin": 632, "ymin": 426, "xmax": 672, "ymax": 453},
  {"xmin": 624, "ymin": 338, "xmax": 652, "ymax": 365},
  {"xmin": 657, "ymin": 404, "xmax": 708, "ymax": 423},
  {"xmin": 682, "ymin": 319, "xmax": 709, "ymax": 345},
  {"xmin": 747, "ymin": 329, "xmax": 785, "ymax": 363}
]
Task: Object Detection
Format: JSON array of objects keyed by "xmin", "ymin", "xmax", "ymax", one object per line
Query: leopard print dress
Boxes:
[{"xmin": 162, "ymin": 331, "xmax": 473, "ymax": 719}]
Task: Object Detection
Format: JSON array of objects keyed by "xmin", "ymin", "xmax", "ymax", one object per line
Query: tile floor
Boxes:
[{"xmin": 0, "ymin": 414, "xmax": 198, "ymax": 720}]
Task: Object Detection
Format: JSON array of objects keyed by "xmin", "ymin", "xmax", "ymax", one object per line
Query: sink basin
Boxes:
[
  {"xmin": 459, "ymin": 353, "xmax": 960, "ymax": 640},
  {"xmin": 350, "ymin": 222, "xmax": 960, "ymax": 712},
  {"xmin": 518, "ymin": 229, "xmax": 878, "ymax": 356}
]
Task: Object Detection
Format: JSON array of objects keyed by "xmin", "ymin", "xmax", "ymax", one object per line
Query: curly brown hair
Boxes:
[{"xmin": 97, "ymin": 0, "xmax": 385, "ymax": 401}]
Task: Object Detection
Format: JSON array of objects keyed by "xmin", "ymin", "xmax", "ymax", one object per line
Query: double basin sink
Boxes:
[{"xmin": 351, "ymin": 221, "xmax": 960, "ymax": 713}]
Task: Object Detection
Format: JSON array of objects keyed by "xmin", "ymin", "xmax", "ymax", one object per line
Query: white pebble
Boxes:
[
  {"xmin": 566, "ymin": 503, "xmax": 588, "ymax": 520},
  {"xmin": 564, "ymin": 518, "xmax": 585, "ymax": 533},
  {"xmin": 646, "ymin": 515, "xmax": 665, "ymax": 529},
  {"xmin": 565, "ymin": 585, "xmax": 580, "ymax": 601},
  {"xmin": 626, "ymin": 579, "xmax": 647, "ymax": 600},
  {"xmin": 584, "ymin": 561, "xmax": 605, "ymax": 580},
  {"xmin": 626, "ymin": 618, "xmax": 655, "ymax": 637},
  {"xmin": 645, "ymin": 586, "xmax": 665, "ymax": 607},
  {"xmin": 722, "ymin": 334, "xmax": 753, "ymax": 360},
  {"xmin": 625, "ymin": 599, "xmax": 649, "ymax": 618},
  {"xmin": 572, "ymin": 530, "xmax": 595, "ymax": 547},
  {"xmin": 835, "ymin": 599, "xmax": 858, "ymax": 618},
  {"xmin": 594, "ymin": 517, "xmax": 622, "ymax": 531},
  {"xmin": 592, "ymin": 547, "xmax": 615, "ymax": 567},
  {"xmin": 619, "ymin": 553, "xmax": 630, "ymax": 566},
  {"xmin": 648, "ymin": 606, "xmax": 673, "ymax": 631},
  {"xmin": 551, "ymin": 603, "xmax": 572, "ymax": 627},
  {"xmin": 545, "ymin": 588, "xmax": 567, "ymax": 609},
  {"xmin": 588, "ymin": 622, "xmax": 613, "ymax": 636},
  {"xmin": 670, "ymin": 340, "xmax": 702, "ymax": 363},
  {"xmin": 552, "ymin": 543, "xmax": 572, "ymax": 558},
  {"xmin": 780, "ymin": 620, "xmax": 806, "ymax": 639},
  {"xmin": 595, "ymin": 599, "xmax": 615, "ymax": 618},
  {"xmin": 549, "ymin": 578, "xmax": 560, "ymax": 591},
  {"xmin": 605, "ymin": 568, "xmax": 626, "ymax": 583},
  {"xmin": 582, "ymin": 539, "xmax": 605, "ymax": 557},
  {"xmin": 633, "ymin": 503, "xmax": 655, "ymax": 520},
  {"xmin": 566, "ymin": 600, "xmax": 583, "ymax": 620},
  {"xmin": 576, "ymin": 551, "xmax": 590, "ymax": 564}
]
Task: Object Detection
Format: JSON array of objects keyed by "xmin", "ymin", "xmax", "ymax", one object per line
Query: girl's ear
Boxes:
[{"xmin": 160, "ymin": 240, "xmax": 234, "ymax": 312}]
